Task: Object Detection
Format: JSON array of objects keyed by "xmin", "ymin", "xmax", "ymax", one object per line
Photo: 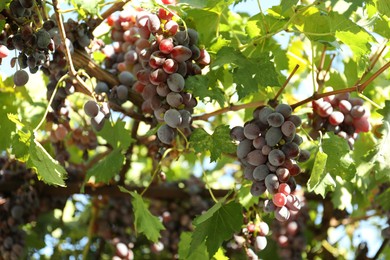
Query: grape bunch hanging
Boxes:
[
  {"xmin": 309, "ymin": 92, "xmax": 370, "ymax": 149},
  {"xmin": 231, "ymin": 104, "xmax": 310, "ymax": 222},
  {"xmin": 91, "ymin": 6, "xmax": 210, "ymax": 145}
]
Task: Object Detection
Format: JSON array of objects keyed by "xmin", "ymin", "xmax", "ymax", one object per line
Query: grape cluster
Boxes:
[
  {"xmin": 271, "ymin": 189, "xmax": 308, "ymax": 260},
  {"xmin": 98, "ymin": 6, "xmax": 210, "ymax": 144},
  {"xmin": 309, "ymin": 92, "xmax": 370, "ymax": 148},
  {"xmin": 231, "ymin": 104, "xmax": 310, "ymax": 222}
]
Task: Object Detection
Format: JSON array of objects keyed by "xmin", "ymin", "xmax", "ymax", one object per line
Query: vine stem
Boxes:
[
  {"xmin": 271, "ymin": 64, "xmax": 300, "ymax": 102},
  {"xmin": 193, "ymin": 101, "xmax": 264, "ymax": 121},
  {"xmin": 82, "ymin": 198, "xmax": 99, "ymax": 259},
  {"xmin": 290, "ymin": 61, "xmax": 390, "ymax": 110},
  {"xmin": 33, "ymin": 74, "xmax": 67, "ymax": 132},
  {"xmin": 52, "ymin": 0, "xmax": 92, "ymax": 96}
]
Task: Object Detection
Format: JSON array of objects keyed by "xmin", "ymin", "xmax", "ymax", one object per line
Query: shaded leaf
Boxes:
[
  {"xmin": 307, "ymin": 149, "xmax": 335, "ymax": 198},
  {"xmin": 85, "ymin": 149, "xmax": 124, "ymax": 183},
  {"xmin": 178, "ymin": 232, "xmax": 209, "ymax": 260}
]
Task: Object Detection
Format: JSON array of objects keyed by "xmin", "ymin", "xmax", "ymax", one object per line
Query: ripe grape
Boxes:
[
  {"xmin": 275, "ymin": 103, "xmax": 292, "ymax": 118},
  {"xmin": 278, "ymin": 183, "xmax": 291, "ymax": 195},
  {"xmin": 36, "ymin": 29, "xmax": 51, "ymax": 49},
  {"xmin": 255, "ymin": 236, "xmax": 267, "ymax": 251},
  {"xmin": 118, "ymin": 71, "xmax": 135, "ymax": 86},
  {"xmin": 265, "ymin": 127, "xmax": 283, "ymax": 147},
  {"xmin": 268, "ymin": 149, "xmax": 285, "ymax": 166},
  {"xmin": 328, "ymin": 111, "xmax": 344, "ymax": 126},
  {"xmin": 164, "ymin": 109, "xmax": 182, "ymax": 128},
  {"xmin": 84, "ymin": 100, "xmax": 100, "ymax": 118},
  {"xmin": 237, "ymin": 139, "xmax": 253, "ymax": 159},
  {"xmin": 13, "ymin": 70, "xmax": 29, "ymax": 86},
  {"xmin": 281, "ymin": 121, "xmax": 296, "ymax": 137},
  {"xmin": 250, "ymin": 181, "xmax": 267, "ymax": 196},
  {"xmin": 273, "ymin": 192, "xmax": 287, "ymax": 207},
  {"xmin": 166, "ymin": 92, "xmax": 183, "ymax": 107},
  {"xmin": 265, "ymin": 174, "xmax": 279, "ymax": 194},
  {"xmin": 244, "ymin": 123, "xmax": 261, "ymax": 140},
  {"xmin": 167, "ymin": 73, "xmax": 185, "ymax": 92},
  {"xmin": 171, "ymin": 46, "xmax": 192, "ymax": 62},
  {"xmin": 252, "ymin": 164, "xmax": 269, "ymax": 181},
  {"xmin": 157, "ymin": 124, "xmax": 176, "ymax": 144},
  {"xmin": 230, "ymin": 126, "xmax": 245, "ymax": 142},
  {"xmin": 267, "ymin": 112, "xmax": 285, "ymax": 127},
  {"xmin": 274, "ymin": 206, "xmax": 290, "ymax": 222},
  {"xmin": 246, "ymin": 150, "xmax": 267, "ymax": 166}
]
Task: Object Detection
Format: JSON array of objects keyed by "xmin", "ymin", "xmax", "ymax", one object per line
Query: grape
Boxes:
[
  {"xmin": 149, "ymin": 51, "xmax": 166, "ymax": 68},
  {"xmin": 13, "ymin": 70, "xmax": 29, "ymax": 86},
  {"xmin": 95, "ymin": 82, "xmax": 109, "ymax": 94},
  {"xmin": 328, "ymin": 111, "xmax": 344, "ymax": 126},
  {"xmin": 268, "ymin": 149, "xmax": 285, "ymax": 166},
  {"xmin": 285, "ymin": 194, "xmax": 301, "ymax": 211},
  {"xmin": 156, "ymin": 82, "xmax": 170, "ymax": 97},
  {"xmin": 292, "ymin": 134, "xmax": 303, "ymax": 145},
  {"xmin": 118, "ymin": 71, "xmax": 135, "ymax": 86},
  {"xmin": 243, "ymin": 123, "xmax": 261, "ymax": 140},
  {"xmin": 190, "ymin": 45, "xmax": 201, "ymax": 60},
  {"xmin": 11, "ymin": 205, "xmax": 24, "ymax": 219},
  {"xmin": 267, "ymin": 112, "xmax": 285, "ymax": 127},
  {"xmin": 171, "ymin": 46, "xmax": 192, "ymax": 62},
  {"xmin": 142, "ymin": 84, "xmax": 157, "ymax": 99},
  {"xmin": 165, "ymin": 20, "xmax": 179, "ymax": 35},
  {"xmin": 19, "ymin": 0, "xmax": 35, "ymax": 8},
  {"xmin": 258, "ymin": 222, "xmax": 269, "ymax": 236},
  {"xmin": 276, "ymin": 167, "xmax": 290, "ymax": 182},
  {"xmin": 264, "ymin": 199, "xmax": 276, "ymax": 213},
  {"xmin": 281, "ymin": 121, "xmax": 296, "ymax": 137},
  {"xmin": 236, "ymin": 139, "xmax": 253, "ymax": 159},
  {"xmin": 298, "ymin": 149, "xmax": 310, "ymax": 162},
  {"xmin": 157, "ymin": 124, "xmax": 176, "ymax": 144},
  {"xmin": 274, "ymin": 206, "xmax": 290, "ymax": 222},
  {"xmin": 164, "ymin": 109, "xmax": 182, "ymax": 128},
  {"xmin": 55, "ymin": 124, "xmax": 68, "ymax": 141},
  {"xmin": 250, "ymin": 181, "xmax": 266, "ymax": 196},
  {"xmin": 281, "ymin": 143, "xmax": 300, "ymax": 159},
  {"xmin": 166, "ymin": 92, "xmax": 183, "ymax": 107},
  {"xmin": 273, "ymin": 192, "xmax": 287, "ymax": 207},
  {"xmin": 261, "ymin": 145, "xmax": 272, "ymax": 155},
  {"xmin": 0, "ymin": 45, "xmax": 9, "ymax": 58},
  {"xmin": 174, "ymin": 31, "xmax": 190, "ymax": 46},
  {"xmin": 116, "ymin": 85, "xmax": 129, "ymax": 101},
  {"xmin": 286, "ymin": 115, "xmax": 302, "ymax": 127},
  {"xmin": 316, "ymin": 100, "xmax": 333, "ymax": 117},
  {"xmin": 124, "ymin": 50, "xmax": 138, "ymax": 64},
  {"xmin": 230, "ymin": 126, "xmax": 245, "ymax": 142},
  {"xmin": 278, "ymin": 183, "xmax": 291, "ymax": 195},
  {"xmin": 159, "ymin": 38, "xmax": 174, "ymax": 54},
  {"xmin": 265, "ymin": 174, "xmax": 279, "ymax": 194},
  {"xmin": 147, "ymin": 14, "xmax": 161, "ymax": 33},
  {"xmin": 265, "ymin": 127, "xmax": 283, "ymax": 147},
  {"xmin": 353, "ymin": 117, "xmax": 370, "ymax": 133},
  {"xmin": 167, "ymin": 73, "xmax": 185, "ymax": 92},
  {"xmin": 350, "ymin": 105, "xmax": 365, "ymax": 118},
  {"xmin": 253, "ymin": 136, "xmax": 266, "ymax": 149},
  {"xmin": 338, "ymin": 99, "xmax": 352, "ymax": 113},
  {"xmin": 275, "ymin": 103, "xmax": 292, "ymax": 118},
  {"xmin": 255, "ymin": 236, "xmax": 267, "ymax": 251},
  {"xmin": 116, "ymin": 242, "xmax": 129, "ymax": 258},
  {"xmin": 349, "ymin": 97, "xmax": 364, "ymax": 106},
  {"xmin": 149, "ymin": 69, "xmax": 168, "ymax": 85},
  {"xmin": 179, "ymin": 110, "xmax": 192, "ymax": 128},
  {"xmin": 197, "ymin": 48, "xmax": 211, "ymax": 65},
  {"xmin": 36, "ymin": 29, "xmax": 51, "ymax": 49},
  {"xmin": 246, "ymin": 150, "xmax": 267, "ymax": 166},
  {"xmin": 187, "ymin": 28, "xmax": 199, "ymax": 45},
  {"xmin": 154, "ymin": 107, "xmax": 167, "ymax": 121},
  {"xmin": 163, "ymin": 58, "xmax": 178, "ymax": 74},
  {"xmin": 244, "ymin": 165, "xmax": 255, "ymax": 181},
  {"xmin": 289, "ymin": 164, "xmax": 301, "ymax": 177},
  {"xmin": 252, "ymin": 164, "xmax": 269, "ymax": 181}
]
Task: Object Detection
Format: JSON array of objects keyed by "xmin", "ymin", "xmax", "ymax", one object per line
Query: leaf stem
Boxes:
[
  {"xmin": 201, "ymin": 164, "xmax": 218, "ymax": 203},
  {"xmin": 33, "ymin": 74, "xmax": 68, "ymax": 132}
]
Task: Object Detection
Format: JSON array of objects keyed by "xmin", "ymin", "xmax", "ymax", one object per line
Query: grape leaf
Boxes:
[
  {"xmin": 377, "ymin": 0, "xmax": 390, "ymax": 17},
  {"xmin": 374, "ymin": 16, "xmax": 390, "ymax": 38},
  {"xmin": 281, "ymin": 0, "xmax": 299, "ymax": 13},
  {"xmin": 178, "ymin": 232, "xmax": 209, "ymax": 260},
  {"xmin": 185, "ymin": 73, "xmax": 226, "ymax": 107},
  {"xmin": 190, "ymin": 125, "xmax": 236, "ymax": 162},
  {"xmin": 185, "ymin": 9, "xmax": 220, "ymax": 45},
  {"xmin": 0, "ymin": 92, "xmax": 17, "ymax": 151},
  {"xmin": 68, "ymin": 0, "xmax": 102, "ymax": 17},
  {"xmin": 237, "ymin": 182, "xmax": 259, "ymax": 210},
  {"xmin": 189, "ymin": 201, "xmax": 242, "ymax": 258},
  {"xmin": 98, "ymin": 121, "xmax": 133, "ymax": 149},
  {"xmin": 27, "ymin": 137, "xmax": 67, "ymax": 187},
  {"xmin": 322, "ymin": 133, "xmax": 355, "ymax": 181},
  {"xmin": 130, "ymin": 191, "xmax": 165, "ymax": 243},
  {"xmin": 307, "ymin": 149, "xmax": 335, "ymax": 198},
  {"xmin": 85, "ymin": 149, "xmax": 124, "ymax": 183},
  {"xmin": 376, "ymin": 187, "xmax": 390, "ymax": 210}
]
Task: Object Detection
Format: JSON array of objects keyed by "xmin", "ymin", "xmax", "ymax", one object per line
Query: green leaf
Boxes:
[
  {"xmin": 237, "ymin": 182, "xmax": 259, "ymax": 210},
  {"xmin": 69, "ymin": 0, "xmax": 102, "ymax": 16},
  {"xmin": 377, "ymin": 0, "xmax": 390, "ymax": 16},
  {"xmin": 85, "ymin": 149, "xmax": 124, "ymax": 183},
  {"xmin": 130, "ymin": 191, "xmax": 165, "ymax": 243},
  {"xmin": 213, "ymin": 247, "xmax": 229, "ymax": 260},
  {"xmin": 307, "ymin": 149, "xmax": 335, "ymax": 198},
  {"xmin": 190, "ymin": 202, "xmax": 243, "ymax": 255},
  {"xmin": 98, "ymin": 121, "xmax": 133, "ymax": 149},
  {"xmin": 190, "ymin": 125, "xmax": 236, "ymax": 162},
  {"xmin": 186, "ymin": 9, "xmax": 220, "ymax": 45},
  {"xmin": 376, "ymin": 187, "xmax": 390, "ymax": 210},
  {"xmin": 27, "ymin": 136, "xmax": 67, "ymax": 187},
  {"xmin": 322, "ymin": 133, "xmax": 355, "ymax": 181},
  {"xmin": 185, "ymin": 73, "xmax": 226, "ymax": 107},
  {"xmin": 190, "ymin": 201, "xmax": 242, "ymax": 258},
  {"xmin": 374, "ymin": 16, "xmax": 390, "ymax": 38},
  {"xmin": 281, "ymin": 0, "xmax": 298, "ymax": 13},
  {"xmin": 178, "ymin": 232, "xmax": 209, "ymax": 260}
]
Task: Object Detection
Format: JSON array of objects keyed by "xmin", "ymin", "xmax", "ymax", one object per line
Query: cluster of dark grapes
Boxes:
[
  {"xmin": 309, "ymin": 92, "xmax": 370, "ymax": 148},
  {"xmin": 231, "ymin": 104, "xmax": 310, "ymax": 222},
  {"xmin": 271, "ymin": 189, "xmax": 308, "ymax": 260},
  {"xmin": 97, "ymin": 6, "xmax": 210, "ymax": 144},
  {"xmin": 0, "ymin": 0, "xmax": 56, "ymax": 86},
  {"xmin": 0, "ymin": 157, "xmax": 39, "ymax": 259}
]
